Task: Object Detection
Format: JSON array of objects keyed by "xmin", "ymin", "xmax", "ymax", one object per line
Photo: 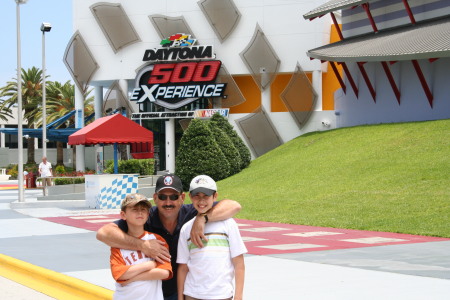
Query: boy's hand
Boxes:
[
  {"xmin": 190, "ymin": 215, "xmax": 208, "ymax": 248},
  {"xmin": 141, "ymin": 239, "xmax": 170, "ymax": 263},
  {"xmin": 121, "ymin": 278, "xmax": 133, "ymax": 287}
]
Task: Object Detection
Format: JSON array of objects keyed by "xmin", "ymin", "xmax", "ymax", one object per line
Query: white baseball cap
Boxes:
[{"xmin": 189, "ymin": 175, "xmax": 217, "ymax": 196}]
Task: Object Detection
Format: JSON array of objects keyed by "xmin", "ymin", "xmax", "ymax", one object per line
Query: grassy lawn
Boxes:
[{"xmin": 215, "ymin": 119, "xmax": 450, "ymax": 237}]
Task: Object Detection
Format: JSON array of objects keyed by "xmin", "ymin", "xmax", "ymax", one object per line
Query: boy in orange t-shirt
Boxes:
[{"xmin": 110, "ymin": 194, "xmax": 173, "ymax": 300}]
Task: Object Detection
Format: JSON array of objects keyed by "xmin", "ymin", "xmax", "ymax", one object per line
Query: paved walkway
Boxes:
[{"xmin": 1, "ymin": 186, "xmax": 450, "ymax": 299}]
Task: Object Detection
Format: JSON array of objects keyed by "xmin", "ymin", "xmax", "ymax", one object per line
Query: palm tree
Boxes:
[
  {"xmin": 0, "ymin": 100, "xmax": 13, "ymax": 122},
  {"xmin": 0, "ymin": 67, "xmax": 43, "ymax": 164},
  {"xmin": 37, "ymin": 80, "xmax": 94, "ymax": 166}
]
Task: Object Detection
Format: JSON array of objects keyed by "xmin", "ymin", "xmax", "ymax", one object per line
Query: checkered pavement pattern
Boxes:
[
  {"xmin": 41, "ymin": 215, "xmax": 449, "ymax": 255},
  {"xmin": 97, "ymin": 175, "xmax": 138, "ymax": 209}
]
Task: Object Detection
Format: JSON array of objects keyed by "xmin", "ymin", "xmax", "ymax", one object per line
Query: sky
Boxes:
[{"xmin": 0, "ymin": 0, "xmax": 73, "ymax": 88}]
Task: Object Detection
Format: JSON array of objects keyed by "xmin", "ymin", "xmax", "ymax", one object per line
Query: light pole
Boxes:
[
  {"xmin": 15, "ymin": 0, "xmax": 28, "ymax": 203},
  {"xmin": 41, "ymin": 22, "xmax": 51, "ymax": 157}
]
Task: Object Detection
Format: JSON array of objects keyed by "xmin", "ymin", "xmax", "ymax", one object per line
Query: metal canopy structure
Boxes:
[
  {"xmin": 303, "ymin": 0, "xmax": 366, "ymax": 20},
  {"xmin": 0, "ymin": 110, "xmax": 92, "ymax": 143},
  {"xmin": 307, "ymin": 17, "xmax": 450, "ymax": 62},
  {"xmin": 303, "ymin": 0, "xmax": 446, "ymax": 108}
]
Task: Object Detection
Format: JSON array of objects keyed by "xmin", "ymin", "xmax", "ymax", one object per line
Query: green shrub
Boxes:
[
  {"xmin": 208, "ymin": 122, "xmax": 241, "ymax": 176},
  {"xmin": 54, "ymin": 165, "xmax": 66, "ymax": 175},
  {"xmin": 103, "ymin": 159, "xmax": 154, "ymax": 175},
  {"xmin": 209, "ymin": 113, "xmax": 251, "ymax": 170},
  {"xmin": 6, "ymin": 164, "xmax": 18, "ymax": 179},
  {"xmin": 176, "ymin": 119, "xmax": 230, "ymax": 190}
]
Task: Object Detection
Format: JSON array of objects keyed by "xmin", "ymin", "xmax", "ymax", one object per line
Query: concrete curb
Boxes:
[{"xmin": 0, "ymin": 254, "xmax": 113, "ymax": 300}]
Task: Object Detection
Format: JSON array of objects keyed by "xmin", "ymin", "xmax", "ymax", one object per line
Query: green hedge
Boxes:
[
  {"xmin": 103, "ymin": 159, "xmax": 154, "ymax": 175},
  {"xmin": 53, "ymin": 177, "xmax": 85, "ymax": 185}
]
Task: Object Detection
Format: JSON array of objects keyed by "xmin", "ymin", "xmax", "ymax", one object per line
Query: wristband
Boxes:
[{"xmin": 200, "ymin": 212, "xmax": 209, "ymax": 224}]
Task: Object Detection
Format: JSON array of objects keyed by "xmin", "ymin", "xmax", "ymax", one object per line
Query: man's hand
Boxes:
[
  {"xmin": 141, "ymin": 239, "xmax": 171, "ymax": 263},
  {"xmin": 190, "ymin": 214, "xmax": 207, "ymax": 248}
]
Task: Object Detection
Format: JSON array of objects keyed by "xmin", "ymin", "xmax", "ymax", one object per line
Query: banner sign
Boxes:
[
  {"xmin": 194, "ymin": 109, "xmax": 229, "ymax": 119},
  {"xmin": 131, "ymin": 34, "xmax": 226, "ymax": 110},
  {"xmin": 131, "ymin": 109, "xmax": 229, "ymax": 120}
]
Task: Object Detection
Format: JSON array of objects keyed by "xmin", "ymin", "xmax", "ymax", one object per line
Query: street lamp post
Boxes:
[
  {"xmin": 41, "ymin": 22, "xmax": 51, "ymax": 158},
  {"xmin": 15, "ymin": 0, "xmax": 28, "ymax": 203}
]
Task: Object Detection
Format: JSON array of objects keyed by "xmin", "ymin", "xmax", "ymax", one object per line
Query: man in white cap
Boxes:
[{"xmin": 97, "ymin": 174, "xmax": 241, "ymax": 300}]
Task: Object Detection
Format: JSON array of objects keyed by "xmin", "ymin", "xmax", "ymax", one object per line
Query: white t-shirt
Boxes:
[
  {"xmin": 110, "ymin": 232, "xmax": 172, "ymax": 300},
  {"xmin": 177, "ymin": 218, "xmax": 247, "ymax": 299},
  {"xmin": 39, "ymin": 161, "xmax": 52, "ymax": 177}
]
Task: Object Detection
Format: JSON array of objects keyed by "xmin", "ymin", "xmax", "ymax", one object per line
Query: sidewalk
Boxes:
[{"xmin": 1, "ymin": 187, "xmax": 450, "ymax": 299}]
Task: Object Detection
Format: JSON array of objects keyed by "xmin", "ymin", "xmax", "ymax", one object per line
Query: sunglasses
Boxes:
[{"xmin": 157, "ymin": 194, "xmax": 180, "ymax": 201}]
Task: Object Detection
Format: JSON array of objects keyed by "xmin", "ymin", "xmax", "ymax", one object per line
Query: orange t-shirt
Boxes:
[{"xmin": 110, "ymin": 231, "xmax": 173, "ymax": 282}]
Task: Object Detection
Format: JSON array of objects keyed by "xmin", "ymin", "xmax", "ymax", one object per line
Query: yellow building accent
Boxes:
[
  {"xmin": 229, "ymin": 75, "xmax": 261, "ymax": 114},
  {"xmin": 322, "ymin": 23, "xmax": 343, "ymax": 111}
]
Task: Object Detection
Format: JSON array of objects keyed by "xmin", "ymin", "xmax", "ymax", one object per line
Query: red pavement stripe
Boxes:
[
  {"xmin": 42, "ymin": 214, "xmax": 120, "ymax": 231},
  {"xmin": 235, "ymin": 219, "xmax": 449, "ymax": 255},
  {"xmin": 40, "ymin": 215, "xmax": 450, "ymax": 255}
]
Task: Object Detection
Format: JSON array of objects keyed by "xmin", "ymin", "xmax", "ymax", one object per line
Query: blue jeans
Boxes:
[{"xmin": 164, "ymin": 293, "xmax": 177, "ymax": 300}]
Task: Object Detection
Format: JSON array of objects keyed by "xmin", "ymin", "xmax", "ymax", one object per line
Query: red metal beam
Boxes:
[
  {"xmin": 329, "ymin": 61, "xmax": 346, "ymax": 94},
  {"xmin": 330, "ymin": 12, "xmax": 344, "ymax": 40},
  {"xmin": 357, "ymin": 62, "xmax": 376, "ymax": 102},
  {"xmin": 411, "ymin": 60, "xmax": 433, "ymax": 107},
  {"xmin": 429, "ymin": 58, "xmax": 439, "ymax": 63},
  {"xmin": 402, "ymin": 0, "xmax": 416, "ymax": 24},
  {"xmin": 381, "ymin": 61, "xmax": 401, "ymax": 104},
  {"xmin": 341, "ymin": 62, "xmax": 359, "ymax": 98},
  {"xmin": 362, "ymin": 3, "xmax": 378, "ymax": 32}
]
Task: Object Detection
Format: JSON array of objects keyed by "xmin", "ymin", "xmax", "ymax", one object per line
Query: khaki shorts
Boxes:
[{"xmin": 42, "ymin": 177, "xmax": 52, "ymax": 186}]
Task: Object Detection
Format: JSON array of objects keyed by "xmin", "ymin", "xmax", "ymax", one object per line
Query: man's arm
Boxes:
[
  {"xmin": 96, "ymin": 223, "xmax": 170, "ymax": 263},
  {"xmin": 190, "ymin": 199, "xmax": 241, "ymax": 248}
]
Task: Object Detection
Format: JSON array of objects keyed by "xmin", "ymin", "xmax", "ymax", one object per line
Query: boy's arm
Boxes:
[
  {"xmin": 177, "ymin": 264, "xmax": 189, "ymax": 300},
  {"xmin": 122, "ymin": 268, "xmax": 170, "ymax": 286},
  {"xmin": 97, "ymin": 223, "xmax": 170, "ymax": 263},
  {"xmin": 232, "ymin": 254, "xmax": 245, "ymax": 300},
  {"xmin": 190, "ymin": 199, "xmax": 241, "ymax": 248},
  {"xmin": 116, "ymin": 260, "xmax": 156, "ymax": 281}
]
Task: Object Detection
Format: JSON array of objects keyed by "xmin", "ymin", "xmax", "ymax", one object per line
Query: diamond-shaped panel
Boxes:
[
  {"xmin": 103, "ymin": 81, "xmax": 134, "ymax": 116},
  {"xmin": 179, "ymin": 119, "xmax": 192, "ymax": 131},
  {"xmin": 235, "ymin": 107, "xmax": 283, "ymax": 157},
  {"xmin": 240, "ymin": 24, "xmax": 280, "ymax": 90},
  {"xmin": 90, "ymin": 3, "xmax": 141, "ymax": 53},
  {"xmin": 149, "ymin": 14, "xmax": 196, "ymax": 40},
  {"xmin": 216, "ymin": 64, "xmax": 246, "ymax": 108},
  {"xmin": 63, "ymin": 31, "xmax": 99, "ymax": 93},
  {"xmin": 198, "ymin": 0, "xmax": 241, "ymax": 42},
  {"xmin": 280, "ymin": 63, "xmax": 317, "ymax": 128}
]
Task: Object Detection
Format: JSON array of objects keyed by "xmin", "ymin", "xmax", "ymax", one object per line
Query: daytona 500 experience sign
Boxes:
[{"xmin": 130, "ymin": 34, "xmax": 226, "ymax": 110}]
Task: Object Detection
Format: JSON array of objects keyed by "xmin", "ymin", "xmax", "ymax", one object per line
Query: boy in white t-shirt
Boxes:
[
  {"xmin": 110, "ymin": 194, "xmax": 173, "ymax": 300},
  {"xmin": 177, "ymin": 175, "xmax": 247, "ymax": 300}
]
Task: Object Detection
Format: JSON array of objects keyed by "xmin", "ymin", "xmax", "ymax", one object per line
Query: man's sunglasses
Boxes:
[{"xmin": 157, "ymin": 194, "xmax": 180, "ymax": 201}]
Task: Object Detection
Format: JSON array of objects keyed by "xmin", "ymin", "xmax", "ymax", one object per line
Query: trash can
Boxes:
[{"xmin": 26, "ymin": 173, "xmax": 37, "ymax": 188}]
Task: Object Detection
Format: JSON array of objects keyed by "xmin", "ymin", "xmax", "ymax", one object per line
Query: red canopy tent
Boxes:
[
  {"xmin": 68, "ymin": 114, "xmax": 154, "ymax": 173},
  {"xmin": 68, "ymin": 113, "xmax": 153, "ymax": 145}
]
